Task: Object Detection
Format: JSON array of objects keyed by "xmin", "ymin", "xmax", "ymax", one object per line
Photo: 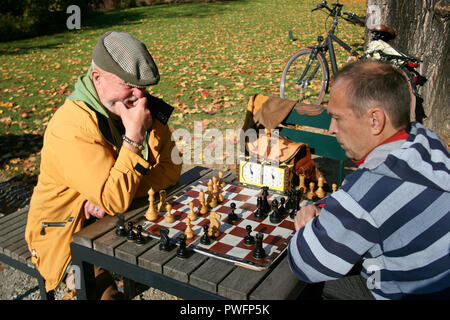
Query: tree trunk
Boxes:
[{"xmin": 365, "ymin": 0, "xmax": 450, "ymax": 145}]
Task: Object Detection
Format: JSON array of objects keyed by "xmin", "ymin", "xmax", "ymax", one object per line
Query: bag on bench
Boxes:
[{"xmin": 242, "ymin": 94, "xmax": 325, "ymax": 183}]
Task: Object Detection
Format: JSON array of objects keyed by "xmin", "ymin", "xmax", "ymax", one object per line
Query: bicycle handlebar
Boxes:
[
  {"xmin": 311, "ymin": 1, "xmax": 362, "ymax": 26},
  {"xmin": 342, "ymin": 12, "xmax": 365, "ymax": 26}
]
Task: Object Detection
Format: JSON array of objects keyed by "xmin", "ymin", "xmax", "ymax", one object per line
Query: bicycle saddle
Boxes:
[{"xmin": 369, "ymin": 25, "xmax": 396, "ymax": 40}]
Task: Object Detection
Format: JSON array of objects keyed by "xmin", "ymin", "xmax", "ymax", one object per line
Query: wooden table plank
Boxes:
[
  {"xmin": 218, "ymin": 266, "xmax": 269, "ymax": 300},
  {"xmin": 93, "ymin": 226, "xmax": 134, "ymax": 256},
  {"xmin": 138, "ymin": 244, "xmax": 178, "ymax": 274},
  {"xmin": 190, "ymin": 258, "xmax": 235, "ymax": 294},
  {"xmin": 73, "ymin": 166, "xmax": 213, "ymax": 248},
  {"xmin": 0, "ymin": 206, "xmax": 29, "ymax": 225},
  {"xmin": 0, "ymin": 226, "xmax": 26, "ymax": 254},
  {"xmin": 0, "ymin": 215, "xmax": 27, "ymax": 238},
  {"xmin": 11, "ymin": 242, "xmax": 30, "ymax": 261},
  {"xmin": 0, "ymin": 212, "xmax": 27, "ymax": 231},
  {"xmin": 249, "ymin": 255, "xmax": 306, "ymax": 300},
  {"xmin": 114, "ymin": 238, "xmax": 158, "ymax": 265},
  {"xmin": 163, "ymin": 252, "xmax": 208, "ymax": 283},
  {"xmin": 18, "ymin": 245, "xmax": 32, "ymax": 264},
  {"xmin": 3, "ymin": 238, "xmax": 27, "ymax": 258}
]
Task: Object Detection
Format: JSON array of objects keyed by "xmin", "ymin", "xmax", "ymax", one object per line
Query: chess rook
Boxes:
[{"xmin": 252, "ymin": 232, "xmax": 266, "ymax": 259}]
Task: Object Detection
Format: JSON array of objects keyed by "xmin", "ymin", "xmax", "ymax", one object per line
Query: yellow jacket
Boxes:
[{"xmin": 25, "ymin": 99, "xmax": 181, "ymax": 291}]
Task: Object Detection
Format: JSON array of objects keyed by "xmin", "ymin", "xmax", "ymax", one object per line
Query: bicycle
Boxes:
[
  {"xmin": 280, "ymin": 1, "xmax": 364, "ymax": 104},
  {"xmin": 280, "ymin": 0, "xmax": 426, "ymax": 121}
]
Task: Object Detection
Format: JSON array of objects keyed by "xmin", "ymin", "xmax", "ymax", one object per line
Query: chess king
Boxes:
[{"xmin": 24, "ymin": 31, "xmax": 181, "ymax": 298}]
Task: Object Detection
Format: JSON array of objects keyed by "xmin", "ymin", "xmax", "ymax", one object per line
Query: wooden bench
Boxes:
[
  {"xmin": 0, "ymin": 206, "xmax": 53, "ymax": 300},
  {"xmin": 278, "ymin": 107, "xmax": 347, "ymax": 185}
]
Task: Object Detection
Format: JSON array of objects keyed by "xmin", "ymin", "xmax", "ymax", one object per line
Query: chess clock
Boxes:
[
  {"xmin": 239, "ymin": 160, "xmax": 262, "ymax": 185},
  {"xmin": 261, "ymin": 162, "xmax": 293, "ymax": 193},
  {"xmin": 237, "ymin": 158, "xmax": 293, "ymax": 193}
]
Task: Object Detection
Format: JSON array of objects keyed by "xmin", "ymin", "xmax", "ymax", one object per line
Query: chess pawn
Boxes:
[
  {"xmin": 244, "ymin": 225, "xmax": 255, "ymax": 246},
  {"xmin": 217, "ymin": 184, "xmax": 224, "ymax": 203},
  {"xmin": 145, "ymin": 188, "xmax": 159, "ymax": 221},
  {"xmin": 187, "ymin": 201, "xmax": 198, "ymax": 221},
  {"xmin": 209, "ymin": 184, "xmax": 219, "ymax": 208},
  {"xmin": 157, "ymin": 190, "xmax": 167, "ymax": 212},
  {"xmin": 316, "ymin": 176, "xmax": 326, "ymax": 199},
  {"xmin": 298, "ymin": 174, "xmax": 307, "ymax": 193},
  {"xmin": 212, "ymin": 176, "xmax": 218, "ymax": 188},
  {"xmin": 198, "ymin": 191, "xmax": 209, "ymax": 215},
  {"xmin": 135, "ymin": 225, "xmax": 146, "ymax": 245},
  {"xmin": 307, "ymin": 182, "xmax": 316, "ymax": 200},
  {"xmin": 218, "ymin": 171, "xmax": 226, "ymax": 188},
  {"xmin": 332, "ymin": 183, "xmax": 338, "ymax": 193},
  {"xmin": 206, "ymin": 180, "xmax": 214, "ymax": 207},
  {"xmin": 126, "ymin": 221, "xmax": 136, "ymax": 242},
  {"xmin": 164, "ymin": 203, "xmax": 175, "ymax": 223},
  {"xmin": 184, "ymin": 217, "xmax": 194, "ymax": 239},
  {"xmin": 200, "ymin": 224, "xmax": 211, "ymax": 245}
]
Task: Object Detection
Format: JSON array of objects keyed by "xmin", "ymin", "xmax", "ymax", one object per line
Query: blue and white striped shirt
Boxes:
[{"xmin": 288, "ymin": 122, "xmax": 450, "ymax": 299}]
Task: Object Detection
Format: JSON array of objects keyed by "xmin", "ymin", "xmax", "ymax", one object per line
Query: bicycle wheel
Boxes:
[{"xmin": 280, "ymin": 48, "xmax": 329, "ymax": 105}]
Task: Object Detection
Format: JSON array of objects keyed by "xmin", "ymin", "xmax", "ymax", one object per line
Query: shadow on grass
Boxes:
[
  {"xmin": 0, "ymin": 134, "xmax": 43, "ymax": 166},
  {"xmin": 0, "ymin": 134, "xmax": 42, "ymax": 214},
  {"xmin": 0, "ymin": 173, "xmax": 37, "ymax": 215},
  {"xmin": 83, "ymin": 0, "xmax": 245, "ymax": 28},
  {"xmin": 0, "ymin": 0, "xmax": 245, "ymax": 55}
]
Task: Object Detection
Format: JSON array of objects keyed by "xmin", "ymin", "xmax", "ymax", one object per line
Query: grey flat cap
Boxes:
[{"xmin": 92, "ymin": 31, "xmax": 160, "ymax": 88}]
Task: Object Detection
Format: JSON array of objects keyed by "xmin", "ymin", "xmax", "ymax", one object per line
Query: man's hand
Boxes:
[
  {"xmin": 116, "ymin": 96, "xmax": 152, "ymax": 145},
  {"xmin": 84, "ymin": 200, "xmax": 105, "ymax": 220},
  {"xmin": 294, "ymin": 204, "xmax": 321, "ymax": 231}
]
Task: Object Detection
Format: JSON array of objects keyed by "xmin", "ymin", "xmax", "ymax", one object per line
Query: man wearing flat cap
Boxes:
[{"xmin": 25, "ymin": 31, "xmax": 182, "ymax": 299}]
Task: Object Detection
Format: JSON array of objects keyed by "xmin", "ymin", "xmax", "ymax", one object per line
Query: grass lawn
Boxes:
[{"xmin": 0, "ymin": 0, "xmax": 365, "ymax": 180}]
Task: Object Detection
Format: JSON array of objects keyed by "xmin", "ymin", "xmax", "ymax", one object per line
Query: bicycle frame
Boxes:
[
  {"xmin": 315, "ymin": 9, "xmax": 360, "ymax": 77},
  {"xmin": 323, "ymin": 33, "xmax": 359, "ymax": 75}
]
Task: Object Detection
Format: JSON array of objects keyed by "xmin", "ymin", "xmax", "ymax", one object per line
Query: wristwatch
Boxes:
[{"xmin": 122, "ymin": 135, "xmax": 144, "ymax": 151}]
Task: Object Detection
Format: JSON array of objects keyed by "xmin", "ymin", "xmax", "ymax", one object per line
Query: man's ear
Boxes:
[
  {"xmin": 368, "ymin": 107, "xmax": 386, "ymax": 136},
  {"xmin": 91, "ymin": 68, "xmax": 100, "ymax": 84}
]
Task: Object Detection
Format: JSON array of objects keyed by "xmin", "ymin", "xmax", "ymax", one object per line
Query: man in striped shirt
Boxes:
[{"xmin": 288, "ymin": 60, "xmax": 449, "ymax": 299}]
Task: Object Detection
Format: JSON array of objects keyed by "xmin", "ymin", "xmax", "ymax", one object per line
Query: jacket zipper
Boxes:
[{"xmin": 40, "ymin": 217, "xmax": 74, "ymax": 235}]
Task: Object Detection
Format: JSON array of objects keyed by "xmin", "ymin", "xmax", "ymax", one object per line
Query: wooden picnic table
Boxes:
[{"xmin": 70, "ymin": 166, "xmax": 306, "ymax": 300}]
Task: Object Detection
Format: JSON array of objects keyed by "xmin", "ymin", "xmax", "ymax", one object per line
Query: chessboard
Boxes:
[{"xmin": 129, "ymin": 178, "xmax": 308, "ymax": 271}]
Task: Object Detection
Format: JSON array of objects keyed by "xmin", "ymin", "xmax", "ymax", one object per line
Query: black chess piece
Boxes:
[
  {"xmin": 270, "ymin": 199, "xmax": 282, "ymax": 224},
  {"xmin": 135, "ymin": 225, "xmax": 146, "ymax": 245},
  {"xmin": 126, "ymin": 221, "xmax": 136, "ymax": 242},
  {"xmin": 228, "ymin": 202, "xmax": 238, "ymax": 223},
  {"xmin": 286, "ymin": 189, "xmax": 294, "ymax": 211},
  {"xmin": 115, "ymin": 213, "xmax": 126, "ymax": 237},
  {"xmin": 200, "ymin": 224, "xmax": 211, "ymax": 245},
  {"xmin": 254, "ymin": 196, "xmax": 265, "ymax": 220},
  {"xmin": 177, "ymin": 234, "xmax": 189, "ymax": 258},
  {"xmin": 290, "ymin": 189, "xmax": 302, "ymax": 219},
  {"xmin": 244, "ymin": 225, "xmax": 255, "ymax": 246},
  {"xmin": 159, "ymin": 227, "xmax": 172, "ymax": 252},
  {"xmin": 279, "ymin": 197, "xmax": 287, "ymax": 216},
  {"xmin": 252, "ymin": 232, "xmax": 266, "ymax": 259},
  {"xmin": 261, "ymin": 187, "xmax": 270, "ymax": 214}
]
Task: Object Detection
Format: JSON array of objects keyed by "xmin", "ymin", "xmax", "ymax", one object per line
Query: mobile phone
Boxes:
[{"xmin": 145, "ymin": 94, "xmax": 174, "ymax": 125}]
